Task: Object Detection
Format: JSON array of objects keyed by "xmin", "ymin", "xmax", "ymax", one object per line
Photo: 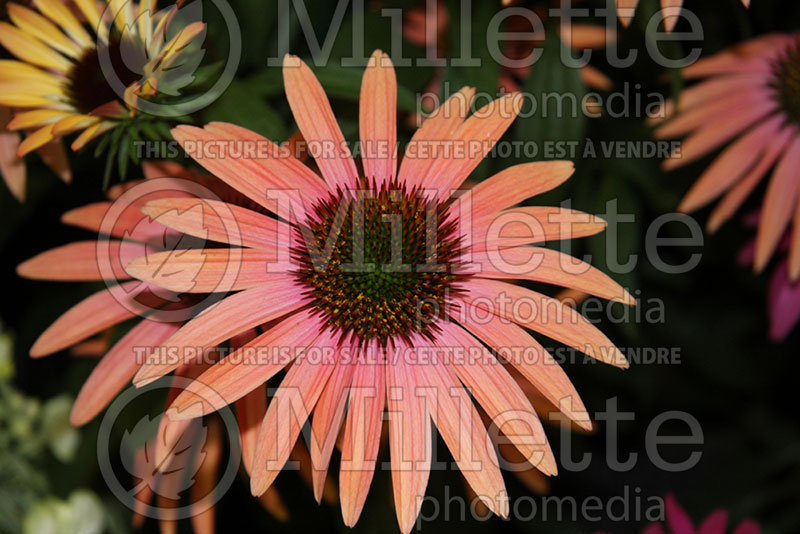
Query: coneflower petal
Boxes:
[
  {"xmin": 417, "ymin": 338, "xmax": 508, "ymax": 518},
  {"xmin": 17, "ymin": 240, "xmax": 144, "ymax": 281},
  {"xmin": 134, "ymin": 277, "xmax": 311, "ymax": 386},
  {"xmin": 399, "ymin": 86, "xmax": 475, "ymax": 191},
  {"xmin": 166, "ymin": 310, "xmax": 319, "ymax": 420},
  {"xmin": 463, "ymin": 246, "xmax": 635, "ymax": 305},
  {"xmin": 282, "ymin": 54, "xmax": 359, "ymax": 191},
  {"xmin": 453, "ymin": 303, "xmax": 591, "ymax": 430},
  {"xmin": 436, "ymin": 321, "xmax": 557, "ymax": 476},
  {"xmin": 125, "ymin": 248, "xmax": 278, "ymax": 294},
  {"xmin": 467, "ymin": 161, "xmax": 575, "ymax": 220},
  {"xmin": 70, "ymin": 319, "xmax": 180, "ymax": 426},
  {"xmin": 310, "ymin": 356, "xmax": 356, "ymax": 502},
  {"xmin": 360, "ymin": 50, "xmax": 397, "ymax": 186},
  {"xmin": 142, "ymin": 198, "xmax": 286, "ymax": 250},
  {"xmin": 250, "ymin": 329, "xmax": 341, "ymax": 496},
  {"xmin": 678, "ymin": 114, "xmax": 782, "ymax": 213},
  {"xmin": 339, "ymin": 340, "xmax": 385, "ymax": 526},
  {"xmin": 471, "ymin": 207, "xmax": 607, "ymax": 251},
  {"xmin": 28, "ymin": 281, "xmax": 142, "ymax": 357},
  {"xmin": 386, "ymin": 340, "xmax": 431, "ymax": 534},
  {"xmin": 462, "ymin": 278, "xmax": 629, "ymax": 368},
  {"xmin": 424, "ymin": 93, "xmax": 523, "ymax": 200},
  {"xmin": 755, "ymin": 137, "xmax": 800, "ymax": 273}
]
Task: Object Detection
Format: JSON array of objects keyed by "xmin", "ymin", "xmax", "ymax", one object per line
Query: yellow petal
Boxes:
[
  {"xmin": 18, "ymin": 124, "xmax": 55, "ymax": 156},
  {"xmin": 0, "ymin": 22, "xmax": 72, "ymax": 72},
  {"xmin": 7, "ymin": 3, "xmax": 83, "ymax": 58},
  {"xmin": 73, "ymin": 0, "xmax": 102, "ymax": 34},
  {"xmin": 34, "ymin": 0, "xmax": 93, "ymax": 47},
  {"xmin": 51, "ymin": 114, "xmax": 99, "ymax": 135},
  {"xmin": 70, "ymin": 120, "xmax": 115, "ymax": 151},
  {"xmin": 7, "ymin": 109, "xmax": 69, "ymax": 130}
]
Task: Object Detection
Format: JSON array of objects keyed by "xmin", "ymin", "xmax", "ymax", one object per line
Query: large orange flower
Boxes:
[{"xmin": 122, "ymin": 50, "xmax": 633, "ymax": 532}]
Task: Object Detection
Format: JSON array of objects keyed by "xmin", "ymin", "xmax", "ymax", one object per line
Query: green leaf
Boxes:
[
  {"xmin": 309, "ymin": 63, "xmax": 418, "ymax": 113},
  {"xmin": 203, "ymin": 80, "xmax": 287, "ymax": 141},
  {"xmin": 441, "ymin": 0, "xmax": 500, "ymax": 96}
]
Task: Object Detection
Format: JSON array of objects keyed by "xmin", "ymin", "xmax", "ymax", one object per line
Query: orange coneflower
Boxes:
[
  {"xmin": 0, "ymin": 0, "xmax": 205, "ymax": 196},
  {"xmin": 655, "ymin": 34, "xmax": 800, "ymax": 282},
  {"xmin": 124, "ymin": 50, "xmax": 633, "ymax": 532}
]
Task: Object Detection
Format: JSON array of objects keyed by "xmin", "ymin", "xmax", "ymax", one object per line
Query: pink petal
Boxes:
[
  {"xmin": 29, "ymin": 281, "xmax": 143, "ymax": 357},
  {"xmin": 665, "ymin": 494, "xmax": 695, "ymax": 534},
  {"xmin": 386, "ymin": 339, "xmax": 431, "ymax": 534},
  {"xmin": 436, "ymin": 322, "xmax": 556, "ymax": 475},
  {"xmin": 250, "ymin": 328, "xmax": 341, "ymax": 496},
  {"xmin": 679, "ymin": 114, "xmax": 782, "ymax": 213},
  {"xmin": 282, "ymin": 55, "xmax": 359, "ymax": 191},
  {"xmin": 698, "ymin": 509, "xmax": 729, "ymax": 534},
  {"xmin": 339, "ymin": 340, "xmax": 386, "ymax": 526},
  {"xmin": 767, "ymin": 260, "xmax": 800, "ymax": 341},
  {"xmin": 70, "ymin": 319, "xmax": 180, "ymax": 425},
  {"xmin": 708, "ymin": 125, "xmax": 796, "ymax": 233},
  {"xmin": 453, "ymin": 300, "xmax": 591, "ymax": 430},
  {"xmin": 461, "ymin": 278, "xmax": 628, "ymax": 368},
  {"xmin": 755, "ymin": 136, "xmax": 800, "ymax": 272},
  {"xmin": 732, "ymin": 519, "xmax": 761, "ymax": 534},
  {"xmin": 133, "ymin": 277, "xmax": 311, "ymax": 386},
  {"xmin": 360, "ymin": 50, "xmax": 397, "ymax": 186}
]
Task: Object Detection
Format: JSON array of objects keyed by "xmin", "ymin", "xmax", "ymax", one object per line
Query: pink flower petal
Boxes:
[{"xmin": 360, "ymin": 50, "xmax": 397, "ymax": 186}]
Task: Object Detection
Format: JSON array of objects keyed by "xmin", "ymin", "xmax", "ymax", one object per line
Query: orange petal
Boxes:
[
  {"xmin": 250, "ymin": 329, "xmax": 340, "ymax": 496},
  {"xmin": 471, "ymin": 206, "xmax": 607, "ymax": 250},
  {"xmin": 0, "ymin": 122, "xmax": 26, "ymax": 201},
  {"xmin": 310, "ymin": 355, "xmax": 356, "ymax": 502},
  {"xmin": 436, "ymin": 322, "xmax": 556, "ymax": 475},
  {"xmin": 71, "ymin": 319, "xmax": 180, "ymax": 425},
  {"xmin": 454, "ymin": 302, "xmax": 591, "ymax": 430},
  {"xmin": 463, "ymin": 246, "xmax": 635, "ymax": 305},
  {"xmin": 142, "ymin": 197, "xmax": 284, "ymax": 249},
  {"xmin": 462, "ymin": 278, "xmax": 628, "ymax": 368},
  {"xmin": 133, "ymin": 277, "xmax": 311, "ymax": 386},
  {"xmin": 467, "ymin": 161, "xmax": 575, "ymax": 219},
  {"xmin": 339, "ymin": 341, "xmax": 385, "ymax": 526},
  {"xmin": 17, "ymin": 240, "xmax": 143, "ymax": 281},
  {"xmin": 359, "ymin": 50, "xmax": 397, "ymax": 185},
  {"xmin": 166, "ymin": 310, "xmax": 319, "ymax": 420},
  {"xmin": 283, "ymin": 55, "xmax": 359, "ymax": 191},
  {"xmin": 424, "ymin": 93, "xmax": 523, "ymax": 199},
  {"xmin": 125, "ymin": 248, "xmax": 277, "ymax": 293},
  {"xmin": 399, "ymin": 87, "xmax": 476, "ymax": 191},
  {"xmin": 416, "ymin": 336, "xmax": 508, "ymax": 518},
  {"xmin": 386, "ymin": 340, "xmax": 431, "ymax": 534},
  {"xmin": 28, "ymin": 281, "xmax": 142, "ymax": 357}
]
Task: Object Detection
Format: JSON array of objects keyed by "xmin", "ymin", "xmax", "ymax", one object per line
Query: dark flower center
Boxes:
[
  {"xmin": 293, "ymin": 179, "xmax": 468, "ymax": 345},
  {"xmin": 66, "ymin": 37, "xmax": 141, "ymax": 115},
  {"xmin": 773, "ymin": 39, "xmax": 800, "ymax": 126}
]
